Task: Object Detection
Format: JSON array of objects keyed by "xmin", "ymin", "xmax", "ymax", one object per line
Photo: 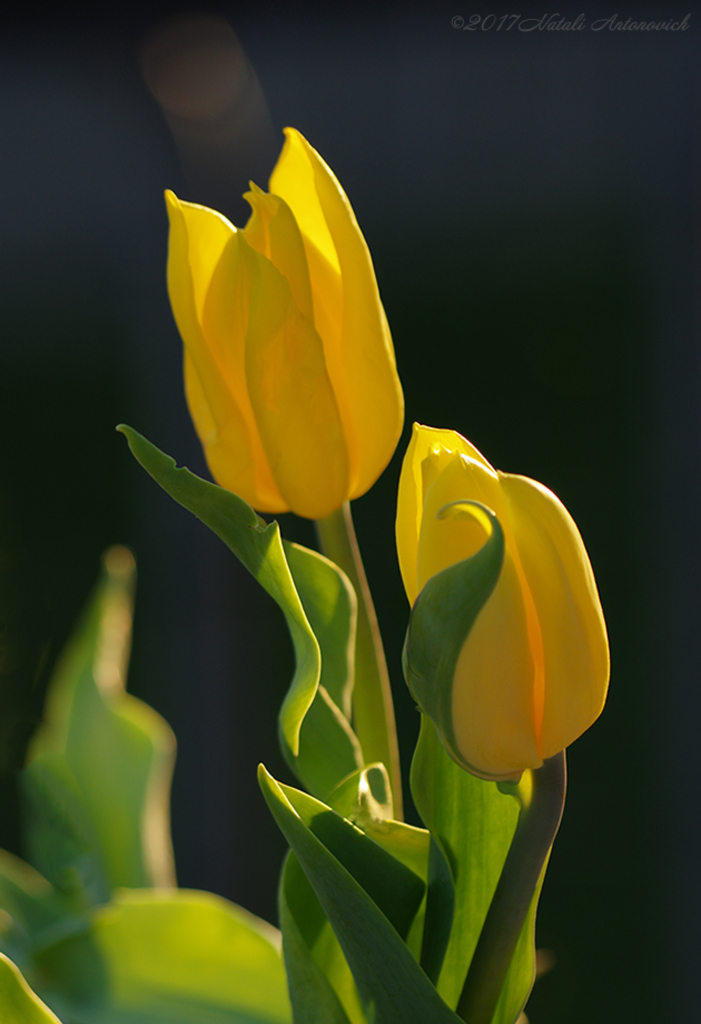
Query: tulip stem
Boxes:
[
  {"xmin": 316, "ymin": 502, "xmax": 403, "ymax": 820},
  {"xmin": 456, "ymin": 751, "xmax": 567, "ymax": 1024}
]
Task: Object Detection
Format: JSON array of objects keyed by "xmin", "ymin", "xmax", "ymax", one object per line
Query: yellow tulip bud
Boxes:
[
  {"xmin": 397, "ymin": 424, "xmax": 610, "ymax": 781},
  {"xmin": 165, "ymin": 128, "xmax": 404, "ymax": 519}
]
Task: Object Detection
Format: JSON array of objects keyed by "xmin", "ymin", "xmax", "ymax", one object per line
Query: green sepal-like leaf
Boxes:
[
  {"xmin": 411, "ymin": 719, "xmax": 538, "ymax": 1023},
  {"xmin": 119, "ymin": 426, "xmax": 363, "ymax": 799},
  {"xmin": 32, "ymin": 889, "xmax": 291, "ymax": 1024},
  {"xmin": 403, "ymin": 502, "xmax": 504, "ymax": 777},
  {"xmin": 0, "ymin": 953, "xmax": 62, "ymax": 1024},
  {"xmin": 24, "ymin": 547, "xmax": 176, "ymax": 894},
  {"xmin": 259, "ymin": 765, "xmax": 462, "ymax": 1024}
]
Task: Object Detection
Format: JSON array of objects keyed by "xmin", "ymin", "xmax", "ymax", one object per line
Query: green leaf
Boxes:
[
  {"xmin": 25, "ymin": 547, "xmax": 176, "ymax": 894},
  {"xmin": 284, "ymin": 542, "xmax": 363, "ymax": 799},
  {"xmin": 33, "ymin": 889, "xmax": 291, "ymax": 1024},
  {"xmin": 118, "ymin": 426, "xmax": 363, "ymax": 799},
  {"xmin": 403, "ymin": 503, "xmax": 504, "ymax": 778},
  {"xmin": 259, "ymin": 765, "xmax": 462, "ymax": 1024},
  {"xmin": 0, "ymin": 850, "xmax": 86, "ymax": 969},
  {"xmin": 284, "ymin": 542, "xmax": 356, "ymax": 721},
  {"xmin": 411, "ymin": 718, "xmax": 538, "ymax": 1023},
  {"xmin": 0, "ymin": 953, "xmax": 62, "ymax": 1023},
  {"xmin": 280, "ymin": 853, "xmax": 363, "ymax": 1024},
  {"xmin": 327, "ymin": 764, "xmax": 394, "ymax": 825},
  {"xmin": 21, "ymin": 754, "xmax": 109, "ymax": 907},
  {"xmin": 274, "ymin": 779, "xmax": 424, "ymax": 941}
]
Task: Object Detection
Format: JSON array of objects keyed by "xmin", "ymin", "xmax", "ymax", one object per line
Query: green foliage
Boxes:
[
  {"xmin": 25, "ymin": 546, "xmax": 176, "ymax": 894},
  {"xmin": 0, "ymin": 953, "xmax": 61, "ymax": 1023},
  {"xmin": 259, "ymin": 766, "xmax": 462, "ymax": 1024},
  {"xmin": 0, "ymin": 544, "xmax": 290, "ymax": 1024},
  {"xmin": 34, "ymin": 889, "xmax": 291, "ymax": 1024},
  {"xmin": 119, "ymin": 426, "xmax": 546, "ymax": 1024},
  {"xmin": 118, "ymin": 425, "xmax": 363, "ymax": 801},
  {"xmin": 412, "ymin": 719, "xmax": 539, "ymax": 1022}
]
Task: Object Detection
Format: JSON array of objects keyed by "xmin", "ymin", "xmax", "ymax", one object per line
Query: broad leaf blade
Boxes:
[
  {"xmin": 25, "ymin": 547, "xmax": 176, "ymax": 893},
  {"xmin": 259, "ymin": 765, "xmax": 462, "ymax": 1024},
  {"xmin": 412, "ymin": 718, "xmax": 538, "ymax": 1023},
  {"xmin": 0, "ymin": 953, "xmax": 62, "ymax": 1023},
  {"xmin": 280, "ymin": 853, "xmax": 362, "ymax": 1024},
  {"xmin": 34, "ymin": 889, "xmax": 291, "ymax": 1024},
  {"xmin": 294, "ymin": 687, "xmax": 363, "ymax": 802},
  {"xmin": 0, "ymin": 851, "xmax": 84, "ymax": 968},
  {"xmin": 119, "ymin": 426, "xmax": 363, "ymax": 798},
  {"xmin": 21, "ymin": 754, "xmax": 109, "ymax": 907},
  {"xmin": 277, "ymin": 782, "xmax": 424, "ymax": 941},
  {"xmin": 284, "ymin": 542, "xmax": 356, "ymax": 721},
  {"xmin": 285, "ymin": 542, "xmax": 364, "ymax": 799}
]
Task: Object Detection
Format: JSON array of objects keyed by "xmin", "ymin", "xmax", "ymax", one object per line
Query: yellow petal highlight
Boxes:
[
  {"xmin": 244, "ymin": 184, "xmax": 314, "ymax": 322},
  {"xmin": 396, "ymin": 424, "xmax": 496, "ymax": 604},
  {"xmin": 499, "ymin": 473, "xmax": 610, "ymax": 759},
  {"xmin": 417, "ymin": 452, "xmax": 504, "ymax": 596},
  {"xmin": 244, "ymin": 242, "xmax": 349, "ymax": 520},
  {"xmin": 397, "ymin": 422, "xmax": 610, "ymax": 778},
  {"xmin": 271, "ymin": 128, "xmax": 403, "ymax": 499},
  {"xmin": 167, "ymin": 191, "xmax": 285, "ymax": 512},
  {"xmin": 452, "ymin": 551, "xmax": 542, "ymax": 778}
]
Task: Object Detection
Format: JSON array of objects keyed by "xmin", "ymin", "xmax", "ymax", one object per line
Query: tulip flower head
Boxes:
[
  {"xmin": 165, "ymin": 129, "xmax": 403, "ymax": 519},
  {"xmin": 398, "ymin": 424, "xmax": 610, "ymax": 781}
]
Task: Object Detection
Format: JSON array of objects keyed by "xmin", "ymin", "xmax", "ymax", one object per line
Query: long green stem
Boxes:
[
  {"xmin": 456, "ymin": 751, "xmax": 567, "ymax": 1024},
  {"xmin": 316, "ymin": 502, "xmax": 403, "ymax": 820}
]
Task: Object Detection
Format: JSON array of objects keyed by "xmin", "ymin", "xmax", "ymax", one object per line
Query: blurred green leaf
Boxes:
[
  {"xmin": 259, "ymin": 765, "xmax": 461, "ymax": 1024},
  {"xmin": 21, "ymin": 753, "xmax": 109, "ymax": 908},
  {"xmin": 33, "ymin": 889, "xmax": 291, "ymax": 1024},
  {"xmin": 25, "ymin": 547, "xmax": 176, "ymax": 894},
  {"xmin": 0, "ymin": 953, "xmax": 62, "ymax": 1023},
  {"xmin": 0, "ymin": 850, "xmax": 85, "ymax": 969},
  {"xmin": 119, "ymin": 426, "xmax": 364, "ymax": 799},
  {"xmin": 411, "ymin": 718, "xmax": 538, "ymax": 1023}
]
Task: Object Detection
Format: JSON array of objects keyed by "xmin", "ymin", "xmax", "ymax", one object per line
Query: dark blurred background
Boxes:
[{"xmin": 0, "ymin": 3, "xmax": 697, "ymax": 1021}]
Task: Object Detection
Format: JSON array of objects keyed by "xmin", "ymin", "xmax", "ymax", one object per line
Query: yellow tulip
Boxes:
[
  {"xmin": 165, "ymin": 128, "xmax": 403, "ymax": 519},
  {"xmin": 397, "ymin": 424, "xmax": 609, "ymax": 781}
]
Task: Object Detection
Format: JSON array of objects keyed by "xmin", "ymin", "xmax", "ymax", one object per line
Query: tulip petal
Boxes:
[
  {"xmin": 451, "ymin": 550, "xmax": 542, "ymax": 778},
  {"xmin": 417, "ymin": 452, "xmax": 506, "ymax": 600},
  {"xmin": 499, "ymin": 473, "xmax": 610, "ymax": 759},
  {"xmin": 183, "ymin": 350, "xmax": 257, "ymax": 508},
  {"xmin": 244, "ymin": 184, "xmax": 314, "ymax": 322},
  {"xmin": 201, "ymin": 229, "xmax": 286, "ymax": 510},
  {"xmin": 271, "ymin": 129, "xmax": 403, "ymax": 498},
  {"xmin": 396, "ymin": 424, "xmax": 497, "ymax": 605},
  {"xmin": 244, "ymin": 240, "xmax": 350, "ymax": 519},
  {"xmin": 166, "ymin": 191, "xmax": 286, "ymax": 512}
]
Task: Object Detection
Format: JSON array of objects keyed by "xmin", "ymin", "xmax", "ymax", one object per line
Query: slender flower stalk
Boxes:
[
  {"xmin": 316, "ymin": 502, "xmax": 403, "ymax": 819},
  {"xmin": 457, "ymin": 751, "xmax": 567, "ymax": 1024}
]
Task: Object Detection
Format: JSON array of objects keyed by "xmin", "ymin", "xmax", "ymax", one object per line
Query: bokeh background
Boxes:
[{"xmin": 0, "ymin": 3, "xmax": 697, "ymax": 1021}]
